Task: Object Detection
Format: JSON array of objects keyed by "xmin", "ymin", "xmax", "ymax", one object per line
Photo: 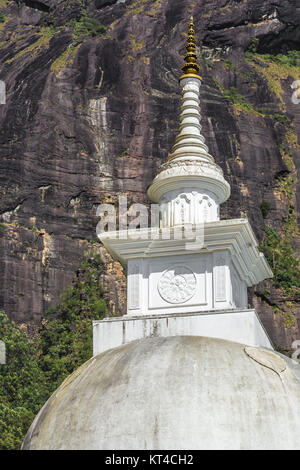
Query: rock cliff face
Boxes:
[{"xmin": 0, "ymin": 0, "xmax": 299, "ymax": 350}]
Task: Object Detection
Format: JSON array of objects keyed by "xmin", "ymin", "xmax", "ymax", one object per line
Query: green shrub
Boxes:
[
  {"xmin": 222, "ymin": 87, "xmax": 262, "ymax": 115},
  {"xmin": 222, "ymin": 59, "xmax": 236, "ymax": 70},
  {"xmin": 69, "ymin": 12, "xmax": 107, "ymax": 43},
  {"xmin": 260, "ymin": 200, "xmax": 271, "ymax": 218},
  {"xmin": 269, "ymin": 50, "xmax": 300, "ymax": 68},
  {"xmin": 272, "ymin": 113, "xmax": 290, "ymax": 124},
  {"xmin": 39, "ymin": 253, "xmax": 107, "ymax": 389},
  {"xmin": 118, "ymin": 149, "xmax": 129, "ymax": 158},
  {"xmin": 248, "ymin": 37, "xmax": 259, "ymax": 53},
  {"xmin": 260, "ymin": 225, "xmax": 300, "ymax": 292},
  {"xmin": 246, "ymin": 49, "xmax": 300, "ymax": 70},
  {"xmin": 0, "ymin": 404, "xmax": 34, "ymax": 451},
  {"xmin": 0, "ymin": 311, "xmax": 49, "ymax": 450},
  {"xmin": 261, "ymin": 289, "xmax": 271, "ymax": 296},
  {"xmin": 0, "ymin": 252, "xmax": 108, "ymax": 449}
]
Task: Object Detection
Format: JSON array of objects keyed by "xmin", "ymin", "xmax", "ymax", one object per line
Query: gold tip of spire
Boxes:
[{"xmin": 180, "ymin": 17, "xmax": 201, "ymax": 80}]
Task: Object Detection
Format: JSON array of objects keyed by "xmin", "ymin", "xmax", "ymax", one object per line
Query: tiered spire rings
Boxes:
[
  {"xmin": 147, "ymin": 17, "xmax": 230, "ymax": 207},
  {"xmin": 180, "ymin": 17, "xmax": 201, "ymax": 80}
]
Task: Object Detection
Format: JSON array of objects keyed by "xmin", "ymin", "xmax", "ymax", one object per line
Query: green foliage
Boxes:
[
  {"xmin": 212, "ymin": 78, "xmax": 222, "ymax": 90},
  {"xmin": 260, "ymin": 200, "xmax": 271, "ymax": 219},
  {"xmin": 0, "ymin": 312, "xmax": 48, "ymax": 450},
  {"xmin": 39, "ymin": 253, "xmax": 107, "ymax": 390},
  {"xmin": 222, "ymin": 59, "xmax": 237, "ymax": 70},
  {"xmin": 261, "ymin": 289, "xmax": 271, "ymax": 296},
  {"xmin": 263, "ymin": 50, "xmax": 300, "ymax": 68},
  {"xmin": 275, "ymin": 174, "xmax": 294, "ymax": 199},
  {"xmin": 216, "ymin": 84, "xmax": 291, "ymax": 122},
  {"xmin": 0, "ymin": 404, "xmax": 34, "ymax": 451},
  {"xmin": 256, "ymin": 109, "xmax": 290, "ymax": 123},
  {"xmin": 51, "ymin": 43, "xmax": 80, "ymax": 73},
  {"xmin": 247, "ymin": 37, "xmax": 259, "ymax": 53},
  {"xmin": 0, "ymin": 13, "xmax": 5, "ymax": 23},
  {"xmin": 50, "ymin": 9, "xmax": 107, "ymax": 72},
  {"xmin": 68, "ymin": 12, "xmax": 106, "ymax": 43},
  {"xmin": 223, "ymin": 87, "xmax": 246, "ymax": 103},
  {"xmin": 246, "ymin": 49, "xmax": 300, "ymax": 68},
  {"xmin": 272, "ymin": 305, "xmax": 280, "ymax": 314},
  {"xmin": 294, "ymin": 290, "xmax": 300, "ymax": 300},
  {"xmin": 272, "ymin": 113, "xmax": 291, "ymax": 124},
  {"xmin": 260, "ymin": 223, "xmax": 300, "ymax": 293},
  {"xmin": 245, "ymin": 49, "xmax": 300, "ymax": 110},
  {"xmin": 222, "ymin": 87, "xmax": 261, "ymax": 115},
  {"xmin": 284, "ymin": 310, "xmax": 296, "ymax": 328},
  {"xmin": 0, "ymin": 253, "xmax": 108, "ymax": 449},
  {"xmin": 118, "ymin": 149, "xmax": 129, "ymax": 158}
]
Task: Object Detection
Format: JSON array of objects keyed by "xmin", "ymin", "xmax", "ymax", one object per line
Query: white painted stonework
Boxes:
[
  {"xmin": 97, "ymin": 74, "xmax": 273, "ymax": 351},
  {"xmin": 93, "ymin": 309, "xmax": 273, "ymax": 356},
  {"xmin": 147, "ymin": 77, "xmax": 231, "ymax": 222},
  {"xmin": 125, "ymin": 251, "xmax": 248, "ymax": 317},
  {"xmin": 25, "ymin": 336, "xmax": 300, "ymax": 450},
  {"xmin": 100, "ymin": 218, "xmax": 272, "ymax": 317},
  {"xmin": 160, "ymin": 188, "xmax": 219, "ymax": 226}
]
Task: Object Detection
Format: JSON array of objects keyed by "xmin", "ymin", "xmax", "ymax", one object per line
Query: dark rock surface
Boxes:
[{"xmin": 0, "ymin": 0, "xmax": 300, "ymax": 350}]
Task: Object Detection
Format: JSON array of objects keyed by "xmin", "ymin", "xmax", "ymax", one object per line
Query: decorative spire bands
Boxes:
[
  {"xmin": 147, "ymin": 16, "xmax": 231, "ymax": 209},
  {"xmin": 180, "ymin": 16, "xmax": 201, "ymax": 80}
]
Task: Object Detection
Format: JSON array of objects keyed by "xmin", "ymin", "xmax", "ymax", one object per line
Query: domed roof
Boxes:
[{"xmin": 22, "ymin": 336, "xmax": 300, "ymax": 450}]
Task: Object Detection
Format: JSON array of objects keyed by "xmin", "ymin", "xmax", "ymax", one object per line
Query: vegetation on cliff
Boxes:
[
  {"xmin": 260, "ymin": 222, "xmax": 300, "ymax": 294},
  {"xmin": 50, "ymin": 11, "xmax": 107, "ymax": 72},
  {"xmin": 0, "ymin": 253, "xmax": 108, "ymax": 450},
  {"xmin": 213, "ymin": 49, "xmax": 300, "ymax": 304},
  {"xmin": 246, "ymin": 48, "xmax": 300, "ymax": 111}
]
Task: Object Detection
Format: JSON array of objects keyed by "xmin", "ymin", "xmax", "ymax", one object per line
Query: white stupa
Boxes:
[
  {"xmin": 22, "ymin": 19, "xmax": 300, "ymax": 451},
  {"xmin": 94, "ymin": 18, "xmax": 273, "ymax": 353}
]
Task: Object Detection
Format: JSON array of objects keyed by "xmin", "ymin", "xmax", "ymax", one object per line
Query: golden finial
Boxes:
[{"xmin": 180, "ymin": 16, "xmax": 201, "ymax": 80}]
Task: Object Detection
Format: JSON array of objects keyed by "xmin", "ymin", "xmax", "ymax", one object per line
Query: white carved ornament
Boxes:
[{"xmin": 158, "ymin": 266, "xmax": 196, "ymax": 304}]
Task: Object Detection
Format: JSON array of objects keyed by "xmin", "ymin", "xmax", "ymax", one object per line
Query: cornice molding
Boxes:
[{"xmin": 99, "ymin": 218, "xmax": 273, "ymax": 286}]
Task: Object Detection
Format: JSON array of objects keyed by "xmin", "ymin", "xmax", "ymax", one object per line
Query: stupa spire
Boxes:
[
  {"xmin": 147, "ymin": 18, "xmax": 231, "ymax": 223},
  {"xmin": 166, "ymin": 17, "xmax": 209, "ymax": 165},
  {"xmin": 181, "ymin": 16, "xmax": 201, "ymax": 80}
]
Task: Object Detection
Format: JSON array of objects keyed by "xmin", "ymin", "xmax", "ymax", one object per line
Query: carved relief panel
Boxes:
[
  {"xmin": 148, "ymin": 254, "xmax": 210, "ymax": 312},
  {"xmin": 213, "ymin": 251, "xmax": 230, "ymax": 308},
  {"xmin": 159, "ymin": 189, "xmax": 219, "ymax": 227},
  {"xmin": 127, "ymin": 261, "xmax": 141, "ymax": 311},
  {"xmin": 230, "ymin": 263, "xmax": 248, "ymax": 309},
  {"xmin": 158, "ymin": 266, "xmax": 197, "ymax": 304}
]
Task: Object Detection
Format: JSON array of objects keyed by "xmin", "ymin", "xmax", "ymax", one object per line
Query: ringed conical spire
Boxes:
[
  {"xmin": 147, "ymin": 18, "xmax": 231, "ymax": 221},
  {"xmin": 181, "ymin": 16, "xmax": 201, "ymax": 80}
]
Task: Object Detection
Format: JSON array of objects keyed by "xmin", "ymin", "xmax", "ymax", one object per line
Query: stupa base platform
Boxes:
[{"xmin": 93, "ymin": 308, "xmax": 273, "ymax": 356}]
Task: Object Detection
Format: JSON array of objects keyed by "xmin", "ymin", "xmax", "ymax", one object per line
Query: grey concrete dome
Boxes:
[{"xmin": 22, "ymin": 336, "xmax": 300, "ymax": 450}]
